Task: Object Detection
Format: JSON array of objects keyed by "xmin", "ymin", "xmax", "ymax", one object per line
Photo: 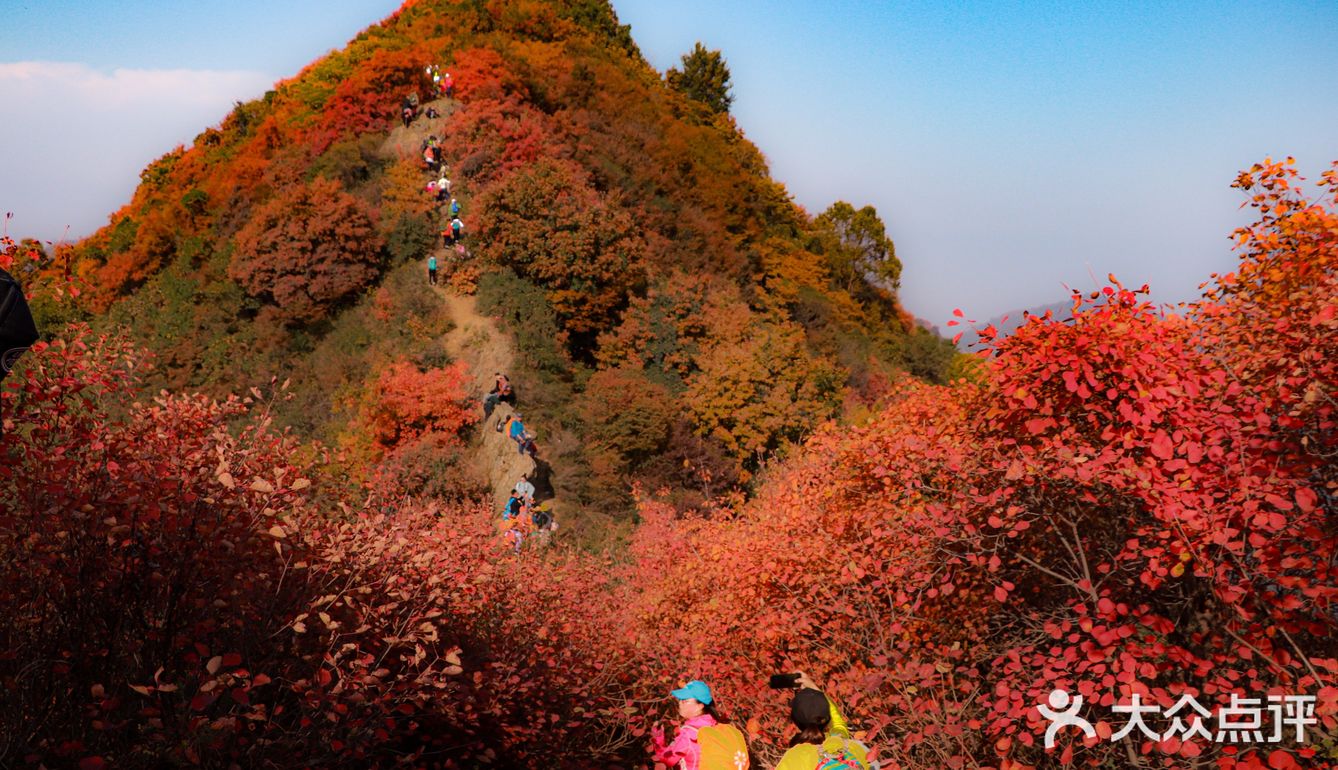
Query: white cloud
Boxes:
[{"xmin": 0, "ymin": 61, "xmax": 275, "ymax": 242}]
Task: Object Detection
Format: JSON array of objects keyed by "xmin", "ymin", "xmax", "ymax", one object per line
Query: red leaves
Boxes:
[
  {"xmin": 229, "ymin": 177, "xmax": 384, "ymax": 324},
  {"xmin": 365, "ymin": 359, "xmax": 477, "ymax": 452},
  {"xmin": 1148, "ymin": 430, "xmax": 1174, "ymax": 461}
]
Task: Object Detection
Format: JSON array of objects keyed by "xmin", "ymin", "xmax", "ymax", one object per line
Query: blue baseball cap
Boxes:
[{"xmin": 670, "ymin": 680, "xmax": 713, "ymax": 705}]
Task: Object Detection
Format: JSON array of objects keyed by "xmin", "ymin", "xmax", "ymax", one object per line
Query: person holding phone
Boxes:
[{"xmin": 773, "ymin": 672, "xmax": 869, "ymax": 770}]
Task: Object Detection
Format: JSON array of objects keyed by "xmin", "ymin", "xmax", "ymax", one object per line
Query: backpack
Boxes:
[
  {"xmin": 0, "ymin": 268, "xmax": 38, "ymax": 381},
  {"xmin": 814, "ymin": 738, "xmax": 863, "ymax": 770},
  {"xmin": 696, "ymin": 723, "xmax": 749, "ymax": 770},
  {"xmin": 531, "ymin": 509, "xmax": 552, "ymax": 530}
]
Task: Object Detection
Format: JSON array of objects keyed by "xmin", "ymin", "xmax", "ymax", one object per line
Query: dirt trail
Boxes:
[
  {"xmin": 378, "ymin": 96, "xmax": 457, "ymax": 160},
  {"xmin": 388, "ymin": 95, "xmax": 545, "ymax": 517},
  {"xmin": 432, "ymin": 284, "xmax": 534, "ymax": 511}
]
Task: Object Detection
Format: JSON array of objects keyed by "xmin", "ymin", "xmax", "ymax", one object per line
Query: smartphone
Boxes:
[{"xmin": 768, "ymin": 672, "xmax": 801, "ymax": 689}]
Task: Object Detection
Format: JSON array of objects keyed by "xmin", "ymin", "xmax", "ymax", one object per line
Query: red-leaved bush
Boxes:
[
  {"xmin": 608, "ymin": 159, "xmax": 1337, "ymax": 769},
  {"xmin": 4, "ymin": 157, "xmax": 1333, "ymax": 770},
  {"xmin": 0, "ymin": 328, "xmax": 640, "ymax": 768}
]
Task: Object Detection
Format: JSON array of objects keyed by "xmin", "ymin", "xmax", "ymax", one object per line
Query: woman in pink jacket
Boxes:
[{"xmin": 651, "ymin": 680, "xmax": 719, "ymax": 770}]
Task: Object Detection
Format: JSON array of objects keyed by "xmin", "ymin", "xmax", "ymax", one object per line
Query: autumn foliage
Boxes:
[
  {"xmin": 11, "ymin": 0, "xmax": 1335, "ymax": 765},
  {"xmin": 611, "ymin": 158, "xmax": 1338, "ymax": 769},
  {"xmin": 229, "ymin": 177, "xmax": 385, "ymax": 324},
  {"xmin": 365, "ymin": 359, "xmax": 476, "ymax": 451}
]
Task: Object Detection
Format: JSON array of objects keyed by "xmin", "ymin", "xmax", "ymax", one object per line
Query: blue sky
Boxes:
[{"xmin": 1, "ymin": 0, "xmax": 1335, "ymax": 324}]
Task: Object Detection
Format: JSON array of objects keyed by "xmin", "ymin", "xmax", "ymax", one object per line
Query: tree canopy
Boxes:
[{"xmin": 666, "ymin": 42, "xmax": 734, "ymax": 114}]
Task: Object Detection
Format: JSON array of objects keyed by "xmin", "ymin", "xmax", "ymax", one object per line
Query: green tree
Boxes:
[
  {"xmin": 666, "ymin": 42, "xmax": 733, "ymax": 114},
  {"xmin": 815, "ymin": 201, "xmax": 902, "ymax": 291}
]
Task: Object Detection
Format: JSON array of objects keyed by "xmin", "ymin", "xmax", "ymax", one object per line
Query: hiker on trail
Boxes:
[
  {"xmin": 506, "ymin": 413, "xmax": 538, "ymax": 457},
  {"xmin": 483, "ymin": 373, "xmax": 514, "ymax": 419},
  {"xmin": 508, "ymin": 413, "xmax": 527, "ymax": 448},
  {"xmin": 441, "ymin": 224, "xmax": 455, "ymax": 248},
  {"xmin": 450, "ymin": 197, "xmax": 461, "ymax": 217},
  {"xmin": 425, "ymin": 106, "xmax": 440, "ymax": 119},
  {"xmin": 436, "ymin": 175, "xmax": 451, "ymax": 201},
  {"xmin": 651, "ymin": 680, "xmax": 749, "ymax": 770},
  {"xmin": 519, "ymin": 432, "xmax": 537, "ymax": 459},
  {"xmin": 401, "ymin": 92, "xmax": 420, "ymax": 127},
  {"xmin": 531, "ymin": 502, "xmax": 556, "ymax": 546},
  {"xmin": 451, "ymin": 216, "xmax": 464, "ymax": 241},
  {"xmin": 502, "ymin": 516, "xmax": 525, "ymax": 554},
  {"xmin": 423, "ymin": 144, "xmax": 439, "ymax": 172},
  {"xmin": 774, "ymin": 674, "xmax": 868, "ymax": 770},
  {"xmin": 503, "ymin": 490, "xmax": 523, "ymax": 520},
  {"xmin": 427, "ymin": 255, "xmax": 438, "ymax": 286},
  {"xmin": 514, "ymin": 473, "xmax": 535, "ymax": 503},
  {"xmin": 443, "ymin": 72, "xmax": 454, "ymax": 97}
]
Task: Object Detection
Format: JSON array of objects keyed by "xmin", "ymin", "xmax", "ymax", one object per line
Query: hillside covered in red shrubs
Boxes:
[{"xmin": 1, "ymin": 0, "xmax": 1335, "ymax": 767}]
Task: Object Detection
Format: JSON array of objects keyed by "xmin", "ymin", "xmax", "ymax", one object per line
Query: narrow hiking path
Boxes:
[
  {"xmin": 378, "ymin": 96, "xmax": 458, "ymax": 159},
  {"xmin": 379, "ymin": 92, "xmax": 555, "ymax": 529},
  {"xmin": 431, "ymin": 284, "xmax": 537, "ymax": 512}
]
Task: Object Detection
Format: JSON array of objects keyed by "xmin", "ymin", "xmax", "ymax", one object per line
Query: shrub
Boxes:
[{"xmin": 229, "ymin": 177, "xmax": 384, "ymax": 324}]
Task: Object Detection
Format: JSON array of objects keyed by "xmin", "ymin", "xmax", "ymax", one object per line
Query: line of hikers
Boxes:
[
  {"xmin": 653, "ymin": 674, "xmax": 873, "ymax": 770},
  {"xmin": 400, "ymin": 64, "xmax": 452, "ymax": 128},
  {"xmin": 401, "ymin": 92, "xmax": 442, "ymax": 128},
  {"xmin": 499, "ymin": 472, "xmax": 557, "ymax": 553},
  {"xmin": 481, "ymin": 372, "xmax": 548, "ymax": 552}
]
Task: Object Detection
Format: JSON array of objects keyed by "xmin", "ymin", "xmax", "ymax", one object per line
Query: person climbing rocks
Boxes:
[
  {"xmin": 503, "ymin": 490, "xmax": 523, "ymax": 520},
  {"xmin": 483, "ymin": 373, "xmax": 514, "ymax": 419},
  {"xmin": 651, "ymin": 680, "xmax": 749, "ymax": 770},
  {"xmin": 773, "ymin": 673, "xmax": 868, "ymax": 770},
  {"xmin": 514, "ymin": 473, "xmax": 535, "ymax": 503},
  {"xmin": 508, "ymin": 413, "xmax": 527, "ymax": 450},
  {"xmin": 401, "ymin": 92, "xmax": 420, "ymax": 127},
  {"xmin": 427, "ymin": 254, "xmax": 438, "ymax": 286}
]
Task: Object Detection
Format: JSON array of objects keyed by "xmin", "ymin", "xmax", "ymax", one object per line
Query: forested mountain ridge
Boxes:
[
  {"xmin": 32, "ymin": 0, "xmax": 951, "ymax": 514},
  {"xmin": 2, "ymin": 0, "xmax": 1334, "ymax": 768}
]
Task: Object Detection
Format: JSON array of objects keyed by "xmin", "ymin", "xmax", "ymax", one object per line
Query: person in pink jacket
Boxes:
[{"xmin": 651, "ymin": 680, "xmax": 719, "ymax": 770}]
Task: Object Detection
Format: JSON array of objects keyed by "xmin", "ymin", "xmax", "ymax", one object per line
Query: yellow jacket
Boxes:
[{"xmin": 775, "ymin": 699, "xmax": 867, "ymax": 770}]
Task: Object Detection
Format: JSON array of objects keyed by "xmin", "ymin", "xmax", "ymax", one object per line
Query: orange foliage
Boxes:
[
  {"xmin": 313, "ymin": 46, "xmax": 429, "ymax": 151},
  {"xmin": 447, "ymin": 46, "xmax": 527, "ymax": 103},
  {"xmin": 613, "ymin": 160, "xmax": 1338, "ymax": 769},
  {"xmin": 474, "ymin": 158, "xmax": 647, "ymax": 342},
  {"xmin": 366, "ymin": 359, "xmax": 476, "ymax": 451}
]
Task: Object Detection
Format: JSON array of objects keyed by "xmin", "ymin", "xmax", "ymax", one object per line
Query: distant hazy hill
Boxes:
[{"xmin": 952, "ymin": 299, "xmax": 1073, "ymax": 351}]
